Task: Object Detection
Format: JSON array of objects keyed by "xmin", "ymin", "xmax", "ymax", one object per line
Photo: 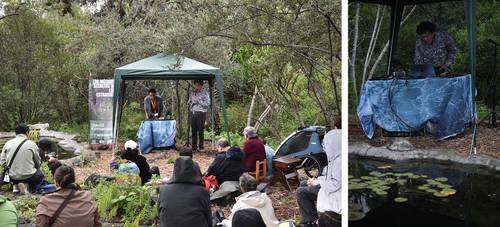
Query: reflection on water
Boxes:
[{"xmin": 349, "ymin": 157, "xmax": 500, "ymax": 227}]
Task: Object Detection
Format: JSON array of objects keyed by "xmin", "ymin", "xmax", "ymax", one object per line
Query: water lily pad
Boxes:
[
  {"xmin": 374, "ymin": 190, "xmax": 388, "ymax": 195},
  {"xmin": 397, "ymin": 179, "xmax": 407, "ymax": 186},
  {"xmin": 435, "ymin": 177, "xmax": 448, "ymax": 182},
  {"xmin": 441, "ymin": 188, "xmax": 457, "ymax": 196},
  {"xmin": 394, "ymin": 197, "xmax": 408, "ymax": 203},
  {"xmin": 361, "ymin": 176, "xmax": 373, "ymax": 180},
  {"xmin": 369, "ymin": 171, "xmax": 383, "ymax": 177},
  {"xmin": 350, "ymin": 179, "xmax": 362, "ymax": 183},
  {"xmin": 433, "ymin": 192, "xmax": 449, "ymax": 197},
  {"xmin": 378, "ymin": 165, "xmax": 392, "ymax": 169},
  {"xmin": 426, "ymin": 189, "xmax": 438, "ymax": 194},
  {"xmin": 418, "ymin": 185, "xmax": 429, "ymax": 190},
  {"xmin": 348, "ymin": 175, "xmax": 354, "ymax": 179}
]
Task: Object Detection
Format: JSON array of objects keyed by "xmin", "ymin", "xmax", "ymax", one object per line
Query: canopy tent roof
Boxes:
[
  {"xmin": 112, "ymin": 54, "xmax": 230, "ymax": 145},
  {"xmin": 114, "ymin": 54, "xmax": 222, "ymax": 79}
]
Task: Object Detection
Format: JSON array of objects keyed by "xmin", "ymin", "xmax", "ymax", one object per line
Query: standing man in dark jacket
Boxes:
[
  {"xmin": 158, "ymin": 157, "xmax": 211, "ymax": 227},
  {"xmin": 144, "ymin": 88, "xmax": 164, "ymax": 119},
  {"xmin": 242, "ymin": 127, "xmax": 266, "ymax": 172},
  {"xmin": 206, "ymin": 138, "xmax": 246, "ymax": 201},
  {"xmin": 188, "ymin": 80, "xmax": 210, "ymax": 151}
]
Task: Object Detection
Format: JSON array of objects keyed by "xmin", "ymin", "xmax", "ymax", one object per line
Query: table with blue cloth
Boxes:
[
  {"xmin": 357, "ymin": 75, "xmax": 475, "ymax": 139},
  {"xmin": 137, "ymin": 120, "xmax": 176, "ymax": 153}
]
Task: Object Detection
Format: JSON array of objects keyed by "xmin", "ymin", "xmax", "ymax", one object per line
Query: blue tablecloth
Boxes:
[
  {"xmin": 137, "ymin": 120, "xmax": 176, "ymax": 153},
  {"xmin": 357, "ymin": 75, "xmax": 474, "ymax": 139}
]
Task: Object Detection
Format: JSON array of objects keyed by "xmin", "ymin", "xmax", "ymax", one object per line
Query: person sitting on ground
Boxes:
[
  {"xmin": 295, "ymin": 125, "xmax": 341, "ymax": 227},
  {"xmin": 1, "ymin": 123, "xmax": 44, "ymax": 194},
  {"xmin": 121, "ymin": 140, "xmax": 151, "ymax": 185},
  {"xmin": 37, "ymin": 138, "xmax": 55, "ymax": 162},
  {"xmin": 109, "ymin": 150, "xmax": 140, "ymax": 176},
  {"xmin": 232, "ymin": 208, "xmax": 267, "ymax": 227},
  {"xmin": 205, "ymin": 138, "xmax": 246, "ymax": 201},
  {"xmin": 242, "ymin": 127, "xmax": 266, "ymax": 172},
  {"xmin": 262, "ymin": 139, "xmax": 275, "ymax": 178},
  {"xmin": 0, "ymin": 195, "xmax": 18, "ymax": 227},
  {"xmin": 36, "ymin": 166, "xmax": 101, "ymax": 227},
  {"xmin": 219, "ymin": 173, "xmax": 279, "ymax": 227},
  {"xmin": 158, "ymin": 157, "xmax": 211, "ymax": 227}
]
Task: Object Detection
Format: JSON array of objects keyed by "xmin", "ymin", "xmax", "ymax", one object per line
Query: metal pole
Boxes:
[
  {"xmin": 386, "ymin": 0, "xmax": 404, "ymax": 77},
  {"xmin": 465, "ymin": 0, "xmax": 477, "ymax": 155},
  {"xmin": 209, "ymin": 80, "xmax": 215, "ymax": 151}
]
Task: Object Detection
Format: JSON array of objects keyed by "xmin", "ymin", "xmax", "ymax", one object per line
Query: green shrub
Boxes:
[
  {"xmin": 91, "ymin": 179, "xmax": 157, "ymax": 225},
  {"xmin": 41, "ymin": 162, "xmax": 54, "ymax": 183},
  {"xmin": 13, "ymin": 195, "xmax": 39, "ymax": 223}
]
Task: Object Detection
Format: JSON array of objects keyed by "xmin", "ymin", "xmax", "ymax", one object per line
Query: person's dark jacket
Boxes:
[
  {"xmin": 243, "ymin": 137, "xmax": 266, "ymax": 172},
  {"xmin": 121, "ymin": 152, "xmax": 151, "ymax": 185},
  {"xmin": 232, "ymin": 208, "xmax": 267, "ymax": 227},
  {"xmin": 158, "ymin": 157, "xmax": 211, "ymax": 227},
  {"xmin": 205, "ymin": 147, "xmax": 246, "ymax": 185}
]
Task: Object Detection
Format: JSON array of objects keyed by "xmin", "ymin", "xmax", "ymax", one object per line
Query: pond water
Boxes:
[
  {"xmin": 0, "ymin": 137, "xmax": 77, "ymax": 160},
  {"xmin": 349, "ymin": 157, "xmax": 500, "ymax": 227}
]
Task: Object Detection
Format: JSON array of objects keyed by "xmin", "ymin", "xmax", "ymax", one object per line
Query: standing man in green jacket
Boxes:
[
  {"xmin": 1, "ymin": 123, "xmax": 44, "ymax": 194},
  {"xmin": 0, "ymin": 195, "xmax": 18, "ymax": 227}
]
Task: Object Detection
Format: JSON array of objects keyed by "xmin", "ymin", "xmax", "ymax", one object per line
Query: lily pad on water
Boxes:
[
  {"xmin": 361, "ymin": 176, "xmax": 374, "ymax": 180},
  {"xmin": 433, "ymin": 192, "xmax": 449, "ymax": 197},
  {"xmin": 418, "ymin": 185, "xmax": 429, "ymax": 190},
  {"xmin": 441, "ymin": 188, "xmax": 457, "ymax": 196},
  {"xmin": 394, "ymin": 197, "xmax": 408, "ymax": 203},
  {"xmin": 369, "ymin": 171, "xmax": 383, "ymax": 177},
  {"xmin": 374, "ymin": 190, "xmax": 388, "ymax": 195},
  {"xmin": 377, "ymin": 165, "xmax": 392, "ymax": 169},
  {"xmin": 397, "ymin": 179, "xmax": 407, "ymax": 186},
  {"xmin": 435, "ymin": 177, "xmax": 448, "ymax": 182}
]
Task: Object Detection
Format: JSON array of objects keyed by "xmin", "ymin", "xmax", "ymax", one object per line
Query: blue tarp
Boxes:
[
  {"xmin": 357, "ymin": 75, "xmax": 474, "ymax": 139},
  {"xmin": 137, "ymin": 120, "xmax": 176, "ymax": 153}
]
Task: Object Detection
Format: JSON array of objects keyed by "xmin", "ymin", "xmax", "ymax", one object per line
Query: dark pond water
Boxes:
[
  {"xmin": 0, "ymin": 137, "xmax": 77, "ymax": 160},
  {"xmin": 349, "ymin": 157, "xmax": 500, "ymax": 227}
]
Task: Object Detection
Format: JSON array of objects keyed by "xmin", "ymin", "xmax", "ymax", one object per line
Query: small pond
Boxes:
[
  {"xmin": 0, "ymin": 137, "xmax": 77, "ymax": 160},
  {"xmin": 349, "ymin": 157, "xmax": 500, "ymax": 227}
]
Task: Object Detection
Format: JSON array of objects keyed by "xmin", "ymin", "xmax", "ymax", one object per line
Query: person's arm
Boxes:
[
  {"xmin": 444, "ymin": 32, "xmax": 457, "ymax": 67},
  {"xmin": 144, "ymin": 97, "xmax": 151, "ymax": 119},
  {"xmin": 206, "ymin": 156, "xmax": 223, "ymax": 176},
  {"xmin": 32, "ymin": 145, "xmax": 41, "ymax": 169},
  {"xmin": 199, "ymin": 91, "xmax": 210, "ymax": 109},
  {"xmin": 414, "ymin": 38, "xmax": 424, "ymax": 64},
  {"xmin": 0, "ymin": 145, "xmax": 7, "ymax": 165}
]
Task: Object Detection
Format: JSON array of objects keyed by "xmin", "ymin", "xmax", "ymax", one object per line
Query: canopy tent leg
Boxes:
[
  {"xmin": 112, "ymin": 75, "xmax": 125, "ymax": 147},
  {"xmin": 386, "ymin": 0, "xmax": 404, "ymax": 76},
  {"xmin": 465, "ymin": 0, "xmax": 477, "ymax": 155},
  {"xmin": 215, "ymin": 74, "xmax": 231, "ymax": 144}
]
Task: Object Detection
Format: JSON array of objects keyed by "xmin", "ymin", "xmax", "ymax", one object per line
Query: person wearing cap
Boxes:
[
  {"xmin": 109, "ymin": 142, "xmax": 140, "ymax": 179},
  {"xmin": 205, "ymin": 138, "xmax": 246, "ymax": 201},
  {"xmin": 188, "ymin": 80, "xmax": 210, "ymax": 151},
  {"xmin": 1, "ymin": 123, "xmax": 44, "ymax": 194},
  {"xmin": 122, "ymin": 140, "xmax": 151, "ymax": 185},
  {"xmin": 242, "ymin": 126, "xmax": 265, "ymax": 172},
  {"xmin": 144, "ymin": 88, "xmax": 164, "ymax": 119}
]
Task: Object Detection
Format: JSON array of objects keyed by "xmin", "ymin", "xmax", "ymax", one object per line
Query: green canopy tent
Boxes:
[
  {"xmin": 351, "ymin": 0, "xmax": 478, "ymax": 153},
  {"xmin": 112, "ymin": 54, "xmax": 231, "ymax": 147}
]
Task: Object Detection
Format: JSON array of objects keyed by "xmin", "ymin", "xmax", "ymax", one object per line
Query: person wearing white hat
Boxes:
[{"xmin": 120, "ymin": 140, "xmax": 152, "ymax": 185}]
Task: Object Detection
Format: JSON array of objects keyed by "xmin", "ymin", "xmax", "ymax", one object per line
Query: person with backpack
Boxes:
[
  {"xmin": 1, "ymin": 123, "xmax": 44, "ymax": 194},
  {"xmin": 36, "ymin": 166, "xmax": 101, "ymax": 226}
]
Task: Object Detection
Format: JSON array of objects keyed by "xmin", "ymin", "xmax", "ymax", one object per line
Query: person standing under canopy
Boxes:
[
  {"xmin": 188, "ymin": 80, "xmax": 210, "ymax": 151},
  {"xmin": 144, "ymin": 88, "xmax": 164, "ymax": 120},
  {"xmin": 414, "ymin": 21, "xmax": 457, "ymax": 74}
]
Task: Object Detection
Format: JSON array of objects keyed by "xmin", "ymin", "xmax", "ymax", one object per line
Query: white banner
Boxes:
[{"xmin": 89, "ymin": 79, "xmax": 114, "ymax": 144}]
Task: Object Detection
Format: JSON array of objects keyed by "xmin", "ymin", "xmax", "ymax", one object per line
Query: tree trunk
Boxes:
[{"xmin": 350, "ymin": 2, "xmax": 361, "ymax": 100}]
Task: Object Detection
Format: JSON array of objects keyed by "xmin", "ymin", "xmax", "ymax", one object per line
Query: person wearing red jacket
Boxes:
[{"xmin": 242, "ymin": 127, "xmax": 266, "ymax": 172}]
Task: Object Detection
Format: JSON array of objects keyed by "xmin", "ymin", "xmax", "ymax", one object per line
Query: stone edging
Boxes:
[{"xmin": 349, "ymin": 142, "xmax": 500, "ymax": 171}]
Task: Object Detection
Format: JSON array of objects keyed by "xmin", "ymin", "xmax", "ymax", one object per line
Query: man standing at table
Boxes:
[
  {"xmin": 414, "ymin": 21, "xmax": 457, "ymax": 75},
  {"xmin": 144, "ymin": 88, "xmax": 164, "ymax": 120},
  {"xmin": 189, "ymin": 80, "xmax": 210, "ymax": 151}
]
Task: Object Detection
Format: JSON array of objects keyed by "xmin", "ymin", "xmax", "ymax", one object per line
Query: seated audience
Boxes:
[
  {"xmin": 1, "ymin": 123, "xmax": 44, "ymax": 194},
  {"xmin": 158, "ymin": 157, "xmax": 211, "ymax": 227},
  {"xmin": 36, "ymin": 166, "xmax": 101, "ymax": 226},
  {"xmin": 109, "ymin": 151, "xmax": 140, "ymax": 176},
  {"xmin": 220, "ymin": 173, "xmax": 279, "ymax": 227},
  {"xmin": 242, "ymin": 127, "xmax": 266, "ymax": 172},
  {"xmin": 121, "ymin": 140, "xmax": 152, "ymax": 185},
  {"xmin": 205, "ymin": 138, "xmax": 246, "ymax": 201},
  {"xmin": 232, "ymin": 208, "xmax": 267, "ymax": 227},
  {"xmin": 0, "ymin": 195, "xmax": 18, "ymax": 227},
  {"xmin": 295, "ymin": 128, "xmax": 341, "ymax": 227}
]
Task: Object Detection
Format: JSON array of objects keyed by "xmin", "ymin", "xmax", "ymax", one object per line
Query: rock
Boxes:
[
  {"xmin": 387, "ymin": 137, "xmax": 415, "ymax": 151},
  {"xmin": 28, "ymin": 123, "xmax": 49, "ymax": 130},
  {"xmin": 58, "ymin": 139, "xmax": 81, "ymax": 154}
]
